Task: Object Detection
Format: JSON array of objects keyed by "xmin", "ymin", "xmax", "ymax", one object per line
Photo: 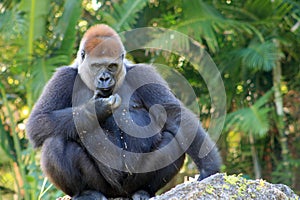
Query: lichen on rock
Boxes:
[{"xmin": 151, "ymin": 173, "xmax": 299, "ymax": 200}]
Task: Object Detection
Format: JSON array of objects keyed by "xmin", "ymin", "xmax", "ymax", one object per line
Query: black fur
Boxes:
[{"xmin": 26, "ymin": 63, "xmax": 221, "ymax": 199}]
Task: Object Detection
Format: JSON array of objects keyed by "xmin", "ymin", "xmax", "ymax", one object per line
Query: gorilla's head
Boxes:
[{"xmin": 77, "ymin": 24, "xmax": 126, "ymax": 97}]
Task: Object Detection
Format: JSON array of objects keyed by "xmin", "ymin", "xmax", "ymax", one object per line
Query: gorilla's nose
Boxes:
[{"xmin": 99, "ymin": 72, "xmax": 111, "ymax": 83}]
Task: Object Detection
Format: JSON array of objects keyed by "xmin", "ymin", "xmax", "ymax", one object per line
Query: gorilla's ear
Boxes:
[
  {"xmin": 81, "ymin": 50, "xmax": 86, "ymax": 61},
  {"xmin": 121, "ymin": 53, "xmax": 125, "ymax": 60}
]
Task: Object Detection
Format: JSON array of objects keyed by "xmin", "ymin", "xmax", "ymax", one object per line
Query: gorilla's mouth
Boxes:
[{"xmin": 95, "ymin": 87, "xmax": 114, "ymax": 97}]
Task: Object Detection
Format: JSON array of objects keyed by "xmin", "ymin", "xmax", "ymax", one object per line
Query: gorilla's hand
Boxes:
[
  {"xmin": 74, "ymin": 93, "xmax": 121, "ymax": 128},
  {"xmin": 93, "ymin": 93, "xmax": 122, "ymax": 120}
]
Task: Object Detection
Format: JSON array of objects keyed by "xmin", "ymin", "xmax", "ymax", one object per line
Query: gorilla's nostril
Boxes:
[{"xmin": 99, "ymin": 76, "xmax": 110, "ymax": 82}]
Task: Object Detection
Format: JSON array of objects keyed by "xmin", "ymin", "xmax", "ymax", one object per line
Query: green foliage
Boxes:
[
  {"xmin": 20, "ymin": 0, "xmax": 51, "ymax": 55},
  {"xmin": 225, "ymin": 90, "xmax": 273, "ymax": 137},
  {"xmin": 53, "ymin": 0, "xmax": 83, "ymax": 62},
  {"xmin": 233, "ymin": 41, "xmax": 284, "ymax": 72},
  {"xmin": 27, "ymin": 0, "xmax": 83, "ymax": 101},
  {"xmin": 174, "ymin": 0, "xmax": 262, "ymax": 53},
  {"xmin": 102, "ymin": 0, "xmax": 148, "ymax": 32},
  {"xmin": 0, "ymin": 109, "xmax": 15, "ymax": 162},
  {"xmin": 0, "ymin": 0, "xmax": 83, "ymax": 199},
  {"xmin": 244, "ymin": 0, "xmax": 293, "ymax": 20},
  {"xmin": 0, "ymin": 8, "xmax": 26, "ymax": 38}
]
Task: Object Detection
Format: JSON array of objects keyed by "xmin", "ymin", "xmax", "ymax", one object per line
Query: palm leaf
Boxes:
[
  {"xmin": 0, "ymin": 8, "xmax": 26, "ymax": 39},
  {"xmin": 24, "ymin": 0, "xmax": 82, "ymax": 102},
  {"xmin": 233, "ymin": 40, "xmax": 284, "ymax": 71},
  {"xmin": 29, "ymin": 55, "xmax": 69, "ymax": 101},
  {"xmin": 102, "ymin": 0, "xmax": 148, "ymax": 32},
  {"xmin": 225, "ymin": 90, "xmax": 273, "ymax": 137},
  {"xmin": 0, "ymin": 97, "xmax": 15, "ymax": 162},
  {"xmin": 53, "ymin": 0, "xmax": 83, "ymax": 63},
  {"xmin": 245, "ymin": 0, "xmax": 293, "ymax": 20},
  {"xmin": 174, "ymin": 0, "xmax": 263, "ymax": 53},
  {"xmin": 143, "ymin": 28, "xmax": 190, "ymax": 54},
  {"xmin": 19, "ymin": 0, "xmax": 51, "ymax": 56}
]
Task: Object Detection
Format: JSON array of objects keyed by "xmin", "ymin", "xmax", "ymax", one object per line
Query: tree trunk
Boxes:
[
  {"xmin": 272, "ymin": 61, "xmax": 291, "ymax": 184},
  {"xmin": 249, "ymin": 132, "xmax": 261, "ymax": 179}
]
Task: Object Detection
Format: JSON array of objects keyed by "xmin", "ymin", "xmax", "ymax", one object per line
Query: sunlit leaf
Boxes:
[
  {"xmin": 20, "ymin": 0, "xmax": 51, "ymax": 55},
  {"xmin": 53, "ymin": 0, "xmax": 83, "ymax": 63},
  {"xmin": 225, "ymin": 90, "xmax": 273, "ymax": 137},
  {"xmin": 102, "ymin": 0, "xmax": 148, "ymax": 32}
]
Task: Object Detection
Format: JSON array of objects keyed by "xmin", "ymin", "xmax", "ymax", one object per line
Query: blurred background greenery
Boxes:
[{"xmin": 0, "ymin": 0, "xmax": 300, "ymax": 199}]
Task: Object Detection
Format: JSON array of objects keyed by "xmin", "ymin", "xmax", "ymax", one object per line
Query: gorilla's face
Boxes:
[
  {"xmin": 78, "ymin": 55, "xmax": 125, "ymax": 97},
  {"xmin": 77, "ymin": 37, "xmax": 126, "ymax": 97}
]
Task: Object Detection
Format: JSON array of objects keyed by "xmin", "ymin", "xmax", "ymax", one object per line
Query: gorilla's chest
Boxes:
[{"xmin": 100, "ymin": 93, "xmax": 159, "ymax": 153}]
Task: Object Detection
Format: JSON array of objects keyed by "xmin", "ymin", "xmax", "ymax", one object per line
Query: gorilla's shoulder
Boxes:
[
  {"xmin": 55, "ymin": 66, "xmax": 78, "ymax": 76},
  {"xmin": 125, "ymin": 62, "xmax": 156, "ymax": 73},
  {"xmin": 51, "ymin": 66, "xmax": 78, "ymax": 81},
  {"xmin": 125, "ymin": 63, "xmax": 168, "ymax": 87}
]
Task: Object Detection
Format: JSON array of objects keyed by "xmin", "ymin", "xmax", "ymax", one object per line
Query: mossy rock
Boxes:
[{"xmin": 151, "ymin": 173, "xmax": 299, "ymax": 200}]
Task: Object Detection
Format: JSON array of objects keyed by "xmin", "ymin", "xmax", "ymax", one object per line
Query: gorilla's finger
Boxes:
[
  {"xmin": 107, "ymin": 95, "xmax": 116, "ymax": 105},
  {"xmin": 111, "ymin": 94, "xmax": 121, "ymax": 109}
]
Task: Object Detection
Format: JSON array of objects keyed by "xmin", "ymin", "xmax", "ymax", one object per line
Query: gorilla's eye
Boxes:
[
  {"xmin": 107, "ymin": 64, "xmax": 118, "ymax": 72},
  {"xmin": 81, "ymin": 50, "xmax": 85, "ymax": 61}
]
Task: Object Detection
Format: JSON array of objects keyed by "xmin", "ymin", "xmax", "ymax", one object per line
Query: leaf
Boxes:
[
  {"xmin": 173, "ymin": 0, "xmax": 262, "ymax": 53},
  {"xmin": 103, "ymin": 0, "xmax": 148, "ymax": 32},
  {"xmin": 0, "ymin": 84, "xmax": 16, "ymax": 161},
  {"xmin": 0, "ymin": 8, "xmax": 26, "ymax": 38},
  {"xmin": 0, "ymin": 117, "xmax": 15, "ymax": 162},
  {"xmin": 225, "ymin": 90, "xmax": 273, "ymax": 137},
  {"xmin": 53, "ymin": 0, "xmax": 83, "ymax": 63},
  {"xmin": 235, "ymin": 41, "xmax": 284, "ymax": 71},
  {"xmin": 245, "ymin": 0, "xmax": 293, "ymax": 20},
  {"xmin": 29, "ymin": 55, "xmax": 69, "ymax": 101},
  {"xmin": 20, "ymin": 0, "xmax": 51, "ymax": 55},
  {"xmin": 144, "ymin": 28, "xmax": 190, "ymax": 54}
]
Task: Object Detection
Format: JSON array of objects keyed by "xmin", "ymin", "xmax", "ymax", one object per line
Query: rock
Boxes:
[
  {"xmin": 151, "ymin": 173, "xmax": 299, "ymax": 200},
  {"xmin": 58, "ymin": 173, "xmax": 299, "ymax": 200}
]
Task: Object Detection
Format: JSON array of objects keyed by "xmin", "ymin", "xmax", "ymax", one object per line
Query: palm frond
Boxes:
[
  {"xmin": 52, "ymin": 0, "xmax": 83, "ymax": 63},
  {"xmin": 234, "ymin": 40, "xmax": 284, "ymax": 71},
  {"xmin": 245, "ymin": 0, "xmax": 292, "ymax": 19},
  {"xmin": 20, "ymin": 0, "xmax": 51, "ymax": 56},
  {"xmin": 102, "ymin": 0, "xmax": 148, "ymax": 32},
  {"xmin": 29, "ymin": 55, "xmax": 69, "ymax": 101},
  {"xmin": 225, "ymin": 90, "xmax": 273, "ymax": 137},
  {"xmin": 143, "ymin": 28, "xmax": 190, "ymax": 54},
  {"xmin": 173, "ymin": 0, "xmax": 263, "ymax": 53},
  {"xmin": 0, "ymin": 8, "xmax": 26, "ymax": 39},
  {"xmin": 0, "ymin": 108, "xmax": 15, "ymax": 161}
]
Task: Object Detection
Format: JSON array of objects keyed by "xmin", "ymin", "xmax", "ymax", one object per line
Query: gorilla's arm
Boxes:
[
  {"xmin": 26, "ymin": 67, "xmax": 80, "ymax": 147},
  {"xmin": 27, "ymin": 66, "xmax": 120, "ymax": 148},
  {"xmin": 134, "ymin": 65, "xmax": 221, "ymax": 180}
]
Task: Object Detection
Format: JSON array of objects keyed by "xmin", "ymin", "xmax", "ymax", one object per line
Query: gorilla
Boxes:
[{"xmin": 26, "ymin": 24, "xmax": 221, "ymax": 200}]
